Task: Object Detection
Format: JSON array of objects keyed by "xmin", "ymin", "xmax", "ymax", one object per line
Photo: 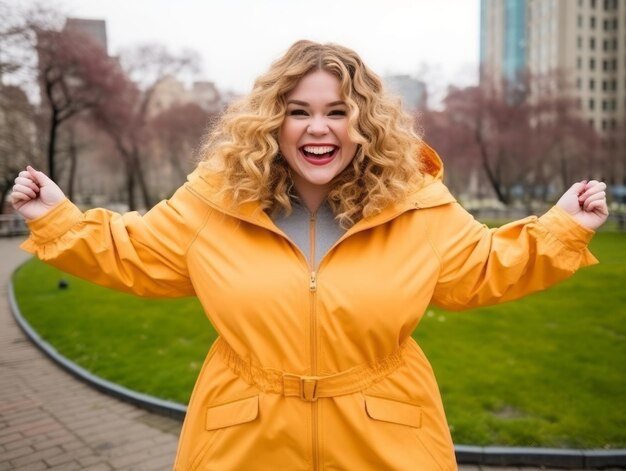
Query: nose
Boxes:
[{"xmin": 307, "ymin": 115, "xmax": 329, "ymax": 135}]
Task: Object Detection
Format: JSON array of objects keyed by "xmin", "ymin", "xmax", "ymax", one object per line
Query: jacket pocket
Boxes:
[
  {"xmin": 205, "ymin": 394, "xmax": 259, "ymax": 431},
  {"xmin": 364, "ymin": 394, "xmax": 422, "ymax": 428},
  {"xmin": 190, "ymin": 395, "xmax": 259, "ymax": 470}
]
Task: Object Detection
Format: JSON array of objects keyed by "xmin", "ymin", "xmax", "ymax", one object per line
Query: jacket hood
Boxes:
[
  {"xmin": 419, "ymin": 141, "xmax": 445, "ymax": 181},
  {"xmin": 186, "ymin": 141, "xmax": 456, "ymax": 231},
  {"xmin": 408, "ymin": 141, "xmax": 455, "ymax": 210}
]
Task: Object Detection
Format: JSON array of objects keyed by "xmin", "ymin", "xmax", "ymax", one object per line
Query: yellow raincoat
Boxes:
[{"xmin": 22, "ymin": 145, "xmax": 598, "ymax": 470}]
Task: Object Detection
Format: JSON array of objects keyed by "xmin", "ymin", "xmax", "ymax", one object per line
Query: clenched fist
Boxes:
[
  {"xmin": 556, "ymin": 180, "xmax": 608, "ymax": 231},
  {"xmin": 11, "ymin": 166, "xmax": 65, "ymax": 220}
]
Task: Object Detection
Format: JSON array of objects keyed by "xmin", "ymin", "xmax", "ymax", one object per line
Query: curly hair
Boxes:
[{"xmin": 199, "ymin": 40, "xmax": 424, "ymax": 227}]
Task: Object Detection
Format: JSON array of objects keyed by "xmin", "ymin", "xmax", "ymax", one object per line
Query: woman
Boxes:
[{"xmin": 12, "ymin": 41, "xmax": 607, "ymax": 470}]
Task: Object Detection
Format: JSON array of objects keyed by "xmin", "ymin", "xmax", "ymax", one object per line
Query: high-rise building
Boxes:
[
  {"xmin": 480, "ymin": 0, "xmax": 626, "ymax": 182},
  {"xmin": 480, "ymin": 0, "xmax": 528, "ymax": 97},
  {"xmin": 383, "ymin": 75, "xmax": 427, "ymax": 112},
  {"xmin": 64, "ymin": 18, "xmax": 108, "ymax": 55}
]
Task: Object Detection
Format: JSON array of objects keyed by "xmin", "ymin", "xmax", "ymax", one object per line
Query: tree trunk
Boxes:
[
  {"xmin": 131, "ymin": 149, "xmax": 153, "ymax": 210},
  {"xmin": 47, "ymin": 107, "xmax": 59, "ymax": 181},
  {"xmin": 0, "ymin": 184, "xmax": 9, "ymax": 214},
  {"xmin": 559, "ymin": 154, "xmax": 569, "ymax": 193},
  {"xmin": 475, "ymin": 124, "xmax": 508, "ymax": 205},
  {"xmin": 67, "ymin": 128, "xmax": 78, "ymax": 201},
  {"xmin": 126, "ymin": 159, "xmax": 136, "ymax": 211}
]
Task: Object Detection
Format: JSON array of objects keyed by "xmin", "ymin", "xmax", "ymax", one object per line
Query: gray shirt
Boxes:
[{"xmin": 272, "ymin": 201, "xmax": 345, "ymax": 269}]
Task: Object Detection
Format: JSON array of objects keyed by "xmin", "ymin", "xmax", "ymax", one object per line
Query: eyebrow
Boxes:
[{"xmin": 286, "ymin": 100, "xmax": 346, "ymax": 107}]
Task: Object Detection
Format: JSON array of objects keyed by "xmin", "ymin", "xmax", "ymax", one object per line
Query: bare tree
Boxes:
[
  {"xmin": 421, "ymin": 71, "xmax": 599, "ymax": 207},
  {"xmin": 35, "ymin": 26, "xmax": 130, "ymax": 182},
  {"xmin": 93, "ymin": 44, "xmax": 202, "ymax": 210},
  {"xmin": 0, "ymin": 84, "xmax": 38, "ymax": 212},
  {"xmin": 149, "ymin": 102, "xmax": 213, "ymax": 184}
]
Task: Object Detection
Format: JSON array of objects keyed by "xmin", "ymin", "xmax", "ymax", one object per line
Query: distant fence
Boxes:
[{"xmin": 0, "ymin": 214, "xmax": 28, "ymax": 237}]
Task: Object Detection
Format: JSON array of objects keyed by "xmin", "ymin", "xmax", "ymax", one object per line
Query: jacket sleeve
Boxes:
[
  {"xmin": 20, "ymin": 183, "xmax": 211, "ymax": 298},
  {"xmin": 429, "ymin": 202, "xmax": 598, "ymax": 310}
]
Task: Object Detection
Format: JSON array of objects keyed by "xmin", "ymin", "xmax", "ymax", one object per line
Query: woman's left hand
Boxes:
[{"xmin": 556, "ymin": 180, "xmax": 609, "ymax": 231}]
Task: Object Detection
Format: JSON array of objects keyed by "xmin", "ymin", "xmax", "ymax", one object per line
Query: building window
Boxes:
[
  {"xmin": 591, "ymin": 0, "xmax": 596, "ymax": 7},
  {"xmin": 590, "ymin": 37, "xmax": 596, "ymax": 49},
  {"xmin": 603, "ymin": 39, "xmax": 609, "ymax": 50},
  {"xmin": 577, "ymin": 77, "xmax": 582, "ymax": 89},
  {"xmin": 589, "ymin": 98, "xmax": 595, "ymax": 110},
  {"xmin": 602, "ymin": 120, "xmax": 607, "ymax": 130},
  {"xmin": 603, "ymin": 80, "xmax": 607, "ymax": 91},
  {"xmin": 591, "ymin": 16, "xmax": 596, "ymax": 28},
  {"xmin": 590, "ymin": 57, "xmax": 596, "ymax": 69},
  {"xmin": 578, "ymin": 36, "xmax": 583, "ymax": 48},
  {"xmin": 602, "ymin": 100, "xmax": 608, "ymax": 111},
  {"xmin": 590, "ymin": 78, "xmax": 596, "ymax": 90},
  {"xmin": 603, "ymin": 59, "xmax": 608, "ymax": 70},
  {"xmin": 589, "ymin": 119, "xmax": 595, "ymax": 129},
  {"xmin": 577, "ymin": 57, "xmax": 582, "ymax": 69}
]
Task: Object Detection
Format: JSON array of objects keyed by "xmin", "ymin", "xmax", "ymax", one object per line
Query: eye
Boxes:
[
  {"xmin": 328, "ymin": 109, "xmax": 347, "ymax": 117},
  {"xmin": 288, "ymin": 109, "xmax": 308, "ymax": 116}
]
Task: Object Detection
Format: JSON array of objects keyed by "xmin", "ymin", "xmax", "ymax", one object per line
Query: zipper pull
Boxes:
[{"xmin": 310, "ymin": 271, "xmax": 317, "ymax": 291}]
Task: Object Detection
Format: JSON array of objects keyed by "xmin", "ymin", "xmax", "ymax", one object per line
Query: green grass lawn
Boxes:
[{"xmin": 12, "ymin": 232, "xmax": 626, "ymax": 448}]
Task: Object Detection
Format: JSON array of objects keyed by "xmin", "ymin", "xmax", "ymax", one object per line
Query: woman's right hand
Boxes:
[{"xmin": 11, "ymin": 166, "xmax": 66, "ymax": 220}]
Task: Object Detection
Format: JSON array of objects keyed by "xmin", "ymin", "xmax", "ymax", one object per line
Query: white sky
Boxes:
[{"xmin": 12, "ymin": 0, "xmax": 481, "ymax": 95}]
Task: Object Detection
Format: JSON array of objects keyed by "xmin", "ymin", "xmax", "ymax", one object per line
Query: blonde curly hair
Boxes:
[{"xmin": 199, "ymin": 40, "xmax": 424, "ymax": 227}]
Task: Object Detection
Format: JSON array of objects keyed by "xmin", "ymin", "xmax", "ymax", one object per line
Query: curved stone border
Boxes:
[
  {"xmin": 8, "ymin": 276, "xmax": 186, "ymax": 421},
  {"xmin": 8, "ymin": 271, "xmax": 626, "ymax": 469}
]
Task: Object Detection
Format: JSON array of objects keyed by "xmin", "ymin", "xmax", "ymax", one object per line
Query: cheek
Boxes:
[{"xmin": 279, "ymin": 121, "xmax": 302, "ymax": 147}]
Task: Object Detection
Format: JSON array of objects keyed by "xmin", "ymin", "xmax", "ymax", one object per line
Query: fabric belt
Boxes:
[{"xmin": 214, "ymin": 338, "xmax": 408, "ymax": 402}]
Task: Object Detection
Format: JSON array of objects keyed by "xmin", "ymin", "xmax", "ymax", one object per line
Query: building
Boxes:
[
  {"xmin": 480, "ymin": 0, "xmax": 528, "ymax": 98},
  {"xmin": 383, "ymin": 75, "xmax": 427, "ymax": 112},
  {"xmin": 480, "ymin": 0, "xmax": 626, "ymax": 182},
  {"xmin": 63, "ymin": 18, "xmax": 108, "ymax": 54},
  {"xmin": 146, "ymin": 76, "xmax": 222, "ymax": 118}
]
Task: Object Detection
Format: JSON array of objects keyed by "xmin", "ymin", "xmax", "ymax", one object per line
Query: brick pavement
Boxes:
[
  {"xmin": 0, "ymin": 236, "xmax": 604, "ymax": 470},
  {"xmin": 0, "ymin": 237, "xmax": 180, "ymax": 470}
]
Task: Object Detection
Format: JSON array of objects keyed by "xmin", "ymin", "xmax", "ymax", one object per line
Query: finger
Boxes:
[
  {"xmin": 568, "ymin": 181, "xmax": 586, "ymax": 195},
  {"xmin": 14, "ymin": 176, "xmax": 40, "ymax": 193},
  {"xmin": 583, "ymin": 192, "xmax": 606, "ymax": 211},
  {"xmin": 586, "ymin": 199, "xmax": 608, "ymax": 215},
  {"xmin": 579, "ymin": 183, "xmax": 606, "ymax": 202},
  {"xmin": 12, "ymin": 183, "xmax": 38, "ymax": 199},
  {"xmin": 18, "ymin": 170, "xmax": 37, "ymax": 182},
  {"xmin": 26, "ymin": 166, "xmax": 53, "ymax": 186},
  {"xmin": 10, "ymin": 191, "xmax": 32, "ymax": 203}
]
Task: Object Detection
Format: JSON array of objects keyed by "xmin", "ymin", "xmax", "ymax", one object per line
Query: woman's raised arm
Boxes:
[
  {"xmin": 11, "ymin": 166, "xmax": 65, "ymax": 220},
  {"xmin": 11, "ymin": 166, "xmax": 211, "ymax": 298}
]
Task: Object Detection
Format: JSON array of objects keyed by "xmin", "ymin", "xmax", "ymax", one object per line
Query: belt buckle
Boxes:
[{"xmin": 300, "ymin": 376, "xmax": 318, "ymax": 402}]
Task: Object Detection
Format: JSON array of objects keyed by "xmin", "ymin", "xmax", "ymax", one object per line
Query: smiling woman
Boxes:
[
  {"xmin": 11, "ymin": 40, "xmax": 608, "ymax": 471},
  {"xmin": 279, "ymin": 70, "xmax": 358, "ymax": 212}
]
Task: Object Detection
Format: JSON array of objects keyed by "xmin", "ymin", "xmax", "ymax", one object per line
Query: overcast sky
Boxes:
[{"xmin": 12, "ymin": 0, "xmax": 481, "ymax": 95}]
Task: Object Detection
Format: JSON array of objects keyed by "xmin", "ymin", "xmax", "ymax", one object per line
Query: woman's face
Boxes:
[{"xmin": 278, "ymin": 69, "xmax": 358, "ymax": 202}]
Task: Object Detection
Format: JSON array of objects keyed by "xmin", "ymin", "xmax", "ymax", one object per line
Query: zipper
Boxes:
[{"xmin": 308, "ymin": 212, "xmax": 319, "ymax": 471}]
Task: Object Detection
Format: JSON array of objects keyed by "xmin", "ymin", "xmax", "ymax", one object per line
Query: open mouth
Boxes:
[{"xmin": 299, "ymin": 145, "xmax": 338, "ymax": 165}]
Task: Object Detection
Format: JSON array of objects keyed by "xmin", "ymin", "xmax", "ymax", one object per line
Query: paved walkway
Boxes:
[
  {"xmin": 0, "ymin": 237, "xmax": 180, "ymax": 470},
  {"xmin": 0, "ymin": 236, "xmax": 598, "ymax": 470}
]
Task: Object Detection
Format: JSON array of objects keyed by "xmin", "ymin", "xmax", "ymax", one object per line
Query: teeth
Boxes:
[{"xmin": 303, "ymin": 145, "xmax": 335, "ymax": 155}]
